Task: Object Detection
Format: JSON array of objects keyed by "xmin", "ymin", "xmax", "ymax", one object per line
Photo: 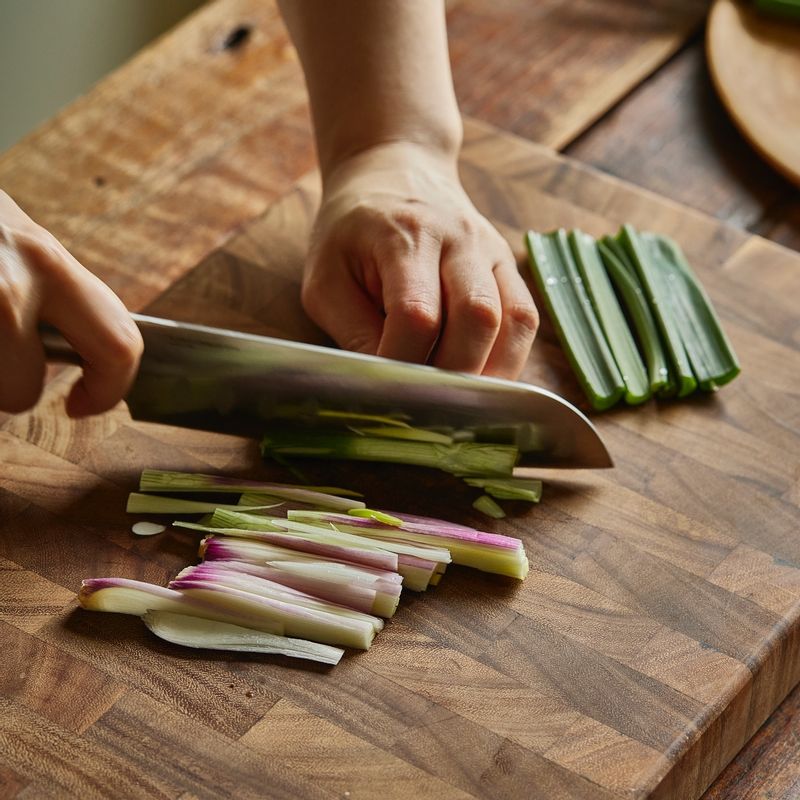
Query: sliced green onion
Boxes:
[
  {"xmin": 138, "ymin": 469, "xmax": 364, "ymax": 511},
  {"xmin": 569, "ymin": 230, "xmax": 650, "ymax": 405},
  {"xmin": 261, "ymin": 429, "xmax": 518, "ymax": 477},
  {"xmin": 526, "ymin": 229, "xmax": 625, "ymax": 410},
  {"xmin": 348, "ymin": 509, "xmax": 404, "ymax": 526},
  {"xmin": 464, "ymin": 477, "xmax": 542, "ymax": 503},
  {"xmin": 598, "ymin": 238, "xmax": 671, "ymax": 395},
  {"xmin": 642, "ymin": 233, "xmax": 740, "ymax": 390},
  {"xmin": 473, "ymin": 495, "xmax": 506, "ymax": 519},
  {"xmin": 126, "ymin": 493, "xmax": 281, "ymax": 515},
  {"xmin": 347, "ymin": 426, "xmax": 455, "ymax": 444},
  {"xmin": 618, "ymin": 225, "xmax": 697, "ymax": 397},
  {"xmin": 142, "ymin": 611, "xmax": 344, "ymax": 665}
]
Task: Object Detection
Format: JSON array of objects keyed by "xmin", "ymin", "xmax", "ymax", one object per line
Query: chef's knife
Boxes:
[{"xmin": 42, "ymin": 313, "xmax": 612, "ymax": 468}]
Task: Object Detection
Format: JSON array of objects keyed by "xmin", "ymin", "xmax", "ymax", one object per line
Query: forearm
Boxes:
[{"xmin": 278, "ymin": 0, "xmax": 463, "ymax": 181}]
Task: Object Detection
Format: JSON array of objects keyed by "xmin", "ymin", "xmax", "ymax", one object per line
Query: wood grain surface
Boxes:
[
  {"xmin": 2, "ymin": 0, "xmax": 799, "ymax": 796},
  {"xmin": 3, "ymin": 119, "xmax": 799, "ymax": 799}
]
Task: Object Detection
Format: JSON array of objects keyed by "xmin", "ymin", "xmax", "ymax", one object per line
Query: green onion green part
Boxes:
[
  {"xmin": 526, "ymin": 229, "xmax": 625, "ymax": 410},
  {"xmin": 618, "ymin": 225, "xmax": 697, "ymax": 398},
  {"xmin": 464, "ymin": 477, "xmax": 543, "ymax": 503},
  {"xmin": 598, "ymin": 237, "xmax": 671, "ymax": 394},
  {"xmin": 569, "ymin": 230, "xmax": 650, "ymax": 404},
  {"xmin": 473, "ymin": 495, "xmax": 506, "ymax": 519},
  {"xmin": 261, "ymin": 429, "xmax": 518, "ymax": 477},
  {"xmin": 641, "ymin": 232, "xmax": 740, "ymax": 390}
]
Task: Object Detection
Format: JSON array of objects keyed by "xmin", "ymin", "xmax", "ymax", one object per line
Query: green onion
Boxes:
[
  {"xmin": 463, "ymin": 477, "xmax": 543, "ymax": 503},
  {"xmin": 126, "ymin": 493, "xmax": 281, "ymax": 515},
  {"xmin": 640, "ymin": 232, "xmax": 740, "ymax": 390},
  {"xmin": 347, "ymin": 426, "xmax": 455, "ymax": 444},
  {"xmin": 598, "ymin": 237, "xmax": 671, "ymax": 395},
  {"xmin": 526, "ymin": 229, "xmax": 625, "ymax": 410},
  {"xmin": 569, "ymin": 230, "xmax": 650, "ymax": 404},
  {"xmin": 473, "ymin": 495, "xmax": 506, "ymax": 519},
  {"xmin": 618, "ymin": 225, "xmax": 697, "ymax": 397},
  {"xmin": 139, "ymin": 469, "xmax": 364, "ymax": 511},
  {"xmin": 142, "ymin": 611, "xmax": 344, "ymax": 665},
  {"xmin": 261, "ymin": 428, "xmax": 518, "ymax": 477},
  {"xmin": 348, "ymin": 509, "xmax": 404, "ymax": 526}
]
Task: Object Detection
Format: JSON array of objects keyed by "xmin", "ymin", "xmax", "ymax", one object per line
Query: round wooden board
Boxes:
[{"xmin": 707, "ymin": 0, "xmax": 800, "ymax": 186}]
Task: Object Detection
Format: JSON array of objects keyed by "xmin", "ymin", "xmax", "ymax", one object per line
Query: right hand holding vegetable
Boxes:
[{"xmin": 0, "ymin": 190, "xmax": 142, "ymax": 416}]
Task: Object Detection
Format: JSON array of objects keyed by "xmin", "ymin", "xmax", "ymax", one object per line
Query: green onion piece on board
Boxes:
[
  {"xmin": 641, "ymin": 233, "xmax": 740, "ymax": 390},
  {"xmin": 261, "ymin": 429, "xmax": 518, "ymax": 477},
  {"xmin": 526, "ymin": 230, "xmax": 625, "ymax": 411},
  {"xmin": 598, "ymin": 237, "xmax": 671, "ymax": 395},
  {"xmin": 569, "ymin": 230, "xmax": 650, "ymax": 405},
  {"xmin": 618, "ymin": 225, "xmax": 698, "ymax": 398},
  {"xmin": 463, "ymin": 477, "xmax": 543, "ymax": 503},
  {"xmin": 473, "ymin": 495, "xmax": 506, "ymax": 519}
]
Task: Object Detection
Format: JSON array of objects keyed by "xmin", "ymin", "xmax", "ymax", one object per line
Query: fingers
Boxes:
[
  {"xmin": 433, "ymin": 241, "xmax": 501, "ymax": 373},
  {"xmin": 34, "ymin": 242, "xmax": 143, "ymax": 417},
  {"xmin": 0, "ymin": 243, "xmax": 46, "ymax": 412},
  {"xmin": 481, "ymin": 259, "xmax": 539, "ymax": 380},
  {"xmin": 301, "ymin": 253, "xmax": 384, "ymax": 355},
  {"xmin": 376, "ymin": 238, "xmax": 442, "ymax": 362},
  {"xmin": 1, "ymin": 192, "xmax": 142, "ymax": 417}
]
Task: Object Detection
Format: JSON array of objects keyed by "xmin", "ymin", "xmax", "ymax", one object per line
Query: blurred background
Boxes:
[{"xmin": 0, "ymin": 0, "xmax": 204, "ymax": 151}]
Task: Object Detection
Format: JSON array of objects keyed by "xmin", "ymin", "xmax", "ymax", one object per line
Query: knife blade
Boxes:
[{"xmin": 42, "ymin": 313, "xmax": 612, "ymax": 469}]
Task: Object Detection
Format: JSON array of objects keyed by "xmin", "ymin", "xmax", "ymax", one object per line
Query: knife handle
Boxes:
[{"xmin": 39, "ymin": 325, "xmax": 83, "ymax": 366}]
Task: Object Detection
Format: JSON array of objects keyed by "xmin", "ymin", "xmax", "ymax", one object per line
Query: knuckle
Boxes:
[
  {"xmin": 104, "ymin": 321, "xmax": 144, "ymax": 370},
  {"xmin": 457, "ymin": 292, "xmax": 502, "ymax": 332},
  {"xmin": 393, "ymin": 298, "xmax": 440, "ymax": 335},
  {"xmin": 505, "ymin": 299, "xmax": 540, "ymax": 337}
]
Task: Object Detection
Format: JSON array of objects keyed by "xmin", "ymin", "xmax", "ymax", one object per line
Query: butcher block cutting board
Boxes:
[{"xmin": 2, "ymin": 118, "xmax": 799, "ymax": 800}]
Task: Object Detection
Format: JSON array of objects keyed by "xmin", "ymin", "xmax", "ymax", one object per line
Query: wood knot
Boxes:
[{"xmin": 221, "ymin": 24, "xmax": 252, "ymax": 51}]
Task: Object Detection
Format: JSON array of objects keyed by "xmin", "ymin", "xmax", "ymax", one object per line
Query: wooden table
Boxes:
[{"xmin": 1, "ymin": 1, "xmax": 798, "ymax": 798}]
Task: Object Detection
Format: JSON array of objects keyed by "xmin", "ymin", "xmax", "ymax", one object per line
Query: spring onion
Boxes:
[
  {"xmin": 142, "ymin": 611, "xmax": 344, "ymax": 665},
  {"xmin": 526, "ymin": 229, "xmax": 625, "ymax": 410},
  {"xmin": 598, "ymin": 237, "xmax": 671, "ymax": 394},
  {"xmin": 138, "ymin": 469, "xmax": 364, "ymax": 511},
  {"xmin": 261, "ymin": 429, "xmax": 518, "ymax": 477},
  {"xmin": 463, "ymin": 477, "xmax": 543, "ymax": 503},
  {"xmin": 569, "ymin": 230, "xmax": 650, "ymax": 404},
  {"xmin": 473, "ymin": 495, "xmax": 506, "ymax": 519}
]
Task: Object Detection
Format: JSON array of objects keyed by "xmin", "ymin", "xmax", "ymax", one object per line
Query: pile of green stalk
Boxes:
[{"xmin": 526, "ymin": 225, "xmax": 740, "ymax": 411}]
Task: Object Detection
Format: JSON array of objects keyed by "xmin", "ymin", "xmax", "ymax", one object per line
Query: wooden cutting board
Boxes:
[
  {"xmin": 2, "ymin": 118, "xmax": 799, "ymax": 800},
  {"xmin": 707, "ymin": 0, "xmax": 800, "ymax": 186}
]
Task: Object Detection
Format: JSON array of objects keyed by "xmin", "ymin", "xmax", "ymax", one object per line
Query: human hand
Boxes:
[
  {"xmin": 301, "ymin": 142, "xmax": 539, "ymax": 379},
  {"xmin": 0, "ymin": 190, "xmax": 142, "ymax": 416}
]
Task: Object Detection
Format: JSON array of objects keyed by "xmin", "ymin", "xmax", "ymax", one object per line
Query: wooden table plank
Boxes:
[
  {"xmin": 447, "ymin": 0, "xmax": 707, "ymax": 148},
  {"xmin": 564, "ymin": 40, "xmax": 795, "ymax": 230}
]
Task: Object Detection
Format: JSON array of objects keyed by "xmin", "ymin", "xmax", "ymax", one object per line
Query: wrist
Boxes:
[{"xmin": 320, "ymin": 134, "xmax": 463, "ymax": 198}]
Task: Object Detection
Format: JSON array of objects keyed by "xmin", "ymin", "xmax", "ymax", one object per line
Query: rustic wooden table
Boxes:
[{"xmin": 1, "ymin": 1, "xmax": 798, "ymax": 798}]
